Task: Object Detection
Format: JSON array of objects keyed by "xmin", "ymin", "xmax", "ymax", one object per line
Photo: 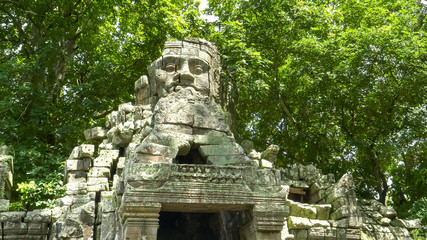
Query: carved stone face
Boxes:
[{"xmin": 156, "ymin": 55, "xmax": 210, "ymax": 96}]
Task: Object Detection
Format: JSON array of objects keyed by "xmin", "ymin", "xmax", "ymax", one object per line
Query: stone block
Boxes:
[
  {"xmin": 116, "ymin": 157, "xmax": 126, "ymax": 175},
  {"xmin": 65, "ymin": 182, "xmax": 87, "ymax": 195},
  {"xmin": 308, "ymin": 227, "xmax": 327, "ymax": 239},
  {"xmin": 136, "ymin": 142, "xmax": 174, "ymax": 157},
  {"xmin": 99, "ymin": 139, "xmax": 118, "ymax": 151},
  {"xmin": 0, "ymin": 154, "xmax": 13, "ymax": 171},
  {"xmin": 164, "ymin": 113, "xmax": 194, "ymax": 125},
  {"xmin": 3, "ymin": 222, "xmax": 28, "ymax": 235},
  {"xmin": 119, "ymin": 103, "xmax": 134, "ymax": 113},
  {"xmin": 207, "ymin": 155, "xmax": 247, "ymax": 165},
  {"xmin": 66, "ymin": 171, "xmax": 87, "ymax": 183},
  {"xmin": 373, "ymin": 224, "xmax": 392, "ymax": 233},
  {"xmin": 73, "ymin": 194, "xmax": 93, "ymax": 206},
  {"xmin": 80, "ymin": 144, "xmax": 95, "ymax": 157},
  {"xmin": 289, "ymin": 229, "xmax": 308, "ymax": 239},
  {"xmin": 348, "ymin": 214, "xmax": 362, "ymax": 229},
  {"xmin": 88, "ymin": 167, "xmax": 110, "ymax": 178},
  {"xmin": 379, "ymin": 206, "xmax": 397, "ymax": 219},
  {"xmin": 24, "ymin": 209, "xmax": 52, "ymax": 223},
  {"xmin": 101, "ymin": 191, "xmax": 116, "ymax": 213},
  {"xmin": 84, "ymin": 127, "xmax": 107, "ymax": 141},
  {"xmin": 324, "ymin": 227, "xmax": 337, "ymax": 239},
  {"xmin": 106, "ymin": 110, "xmax": 126, "ymax": 128},
  {"xmin": 69, "ymin": 145, "xmax": 94, "ymax": 159},
  {"xmin": 99, "ymin": 149, "xmax": 120, "ymax": 160},
  {"xmin": 55, "ymin": 196, "xmax": 73, "ymax": 207},
  {"xmin": 369, "ymin": 211, "xmax": 383, "ymax": 221},
  {"xmin": 309, "ymin": 182, "xmax": 322, "ymax": 195},
  {"xmin": 93, "ymin": 156, "xmax": 114, "ymax": 168},
  {"xmin": 330, "ymin": 205, "xmax": 358, "ymax": 220},
  {"xmin": 310, "ymin": 219, "xmax": 331, "ymax": 228},
  {"xmin": 76, "ymin": 201, "xmax": 96, "ymax": 225},
  {"xmin": 112, "ymin": 130, "xmax": 133, "ymax": 147},
  {"xmin": 260, "ymin": 159, "xmax": 273, "ymax": 169},
  {"xmin": 0, "ymin": 199, "xmax": 10, "ymax": 212},
  {"xmin": 194, "ymin": 135, "xmax": 233, "ymax": 145},
  {"xmin": 251, "ymin": 159, "xmax": 260, "ymax": 167},
  {"xmin": 135, "ymin": 154, "xmax": 171, "ymax": 163},
  {"xmin": 22, "ymin": 235, "xmax": 48, "ymax": 240},
  {"xmin": 287, "ymin": 216, "xmax": 313, "ymax": 230},
  {"xmin": 336, "ymin": 228, "xmax": 346, "ymax": 239},
  {"xmin": 380, "ymin": 217, "xmax": 392, "ymax": 226},
  {"xmin": 193, "ymin": 115, "xmax": 230, "ymax": 132},
  {"xmin": 110, "ymin": 127, "xmax": 134, "ymax": 147},
  {"xmin": 135, "ymin": 75, "xmax": 148, "ymax": 90},
  {"xmin": 136, "ymin": 88, "xmax": 151, "ymax": 105},
  {"xmin": 28, "ymin": 222, "xmax": 49, "ymax": 235},
  {"xmin": 69, "ymin": 146, "xmax": 82, "ymax": 159},
  {"xmin": 330, "ymin": 212, "xmax": 361, "ymax": 229},
  {"xmin": 0, "ymin": 211, "xmax": 26, "ymax": 222},
  {"xmin": 248, "ymin": 149, "xmax": 261, "ymax": 160},
  {"xmin": 100, "ymin": 212, "xmax": 116, "ymax": 240},
  {"xmin": 87, "ymin": 177, "xmax": 109, "ymax": 192},
  {"xmin": 66, "ymin": 158, "xmax": 91, "ymax": 171},
  {"xmin": 199, "ymin": 144, "xmax": 242, "ymax": 157},
  {"xmin": 329, "ymin": 219, "xmax": 349, "ymax": 228},
  {"xmin": 155, "ymin": 123, "xmax": 193, "ymax": 135},
  {"xmin": 287, "ymin": 200, "xmax": 317, "ymax": 219},
  {"xmin": 314, "ymin": 204, "xmax": 331, "ymax": 220},
  {"xmin": 329, "ymin": 196, "xmax": 350, "ymax": 210},
  {"xmin": 345, "ymin": 228, "xmax": 361, "ymax": 239},
  {"xmin": 389, "ymin": 226, "xmax": 411, "ymax": 237},
  {"xmin": 391, "ymin": 218, "xmax": 421, "ymax": 230}
]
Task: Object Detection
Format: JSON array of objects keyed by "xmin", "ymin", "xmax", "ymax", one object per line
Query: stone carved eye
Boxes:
[
  {"xmin": 165, "ymin": 63, "xmax": 175, "ymax": 73},
  {"xmin": 193, "ymin": 65, "xmax": 204, "ymax": 75}
]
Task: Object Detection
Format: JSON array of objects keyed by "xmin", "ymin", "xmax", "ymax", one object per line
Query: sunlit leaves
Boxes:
[{"xmin": 207, "ymin": 0, "xmax": 426, "ymax": 216}]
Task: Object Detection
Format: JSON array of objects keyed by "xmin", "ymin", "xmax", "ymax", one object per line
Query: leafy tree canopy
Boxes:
[
  {"xmin": 206, "ymin": 0, "xmax": 426, "ymax": 216},
  {"xmin": 0, "ymin": 0, "xmax": 203, "ymax": 209},
  {"xmin": 1, "ymin": 0, "xmax": 426, "ymax": 224}
]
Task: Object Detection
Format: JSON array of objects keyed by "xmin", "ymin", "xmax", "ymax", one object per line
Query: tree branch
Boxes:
[{"xmin": 93, "ymin": 108, "xmax": 115, "ymax": 119}]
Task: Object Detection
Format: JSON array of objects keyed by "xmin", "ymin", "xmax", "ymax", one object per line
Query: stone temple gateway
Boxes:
[{"xmin": 0, "ymin": 38, "xmax": 421, "ymax": 239}]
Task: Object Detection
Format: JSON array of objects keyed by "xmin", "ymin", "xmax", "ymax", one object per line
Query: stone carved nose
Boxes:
[{"xmin": 179, "ymin": 60, "xmax": 194, "ymax": 83}]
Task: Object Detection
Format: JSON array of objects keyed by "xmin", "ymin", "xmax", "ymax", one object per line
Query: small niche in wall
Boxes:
[{"xmin": 288, "ymin": 187, "xmax": 308, "ymax": 203}]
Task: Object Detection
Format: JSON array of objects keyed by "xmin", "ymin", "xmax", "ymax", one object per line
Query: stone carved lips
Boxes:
[{"xmin": 156, "ymin": 55, "xmax": 210, "ymax": 95}]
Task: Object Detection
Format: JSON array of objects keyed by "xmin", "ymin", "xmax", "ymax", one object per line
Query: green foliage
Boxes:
[
  {"xmin": 410, "ymin": 197, "xmax": 427, "ymax": 224},
  {"xmin": 411, "ymin": 228, "xmax": 427, "ymax": 240},
  {"xmin": 1, "ymin": 0, "xmax": 203, "ymax": 208},
  {"xmin": 206, "ymin": 0, "xmax": 427, "ymax": 214},
  {"xmin": 10, "ymin": 179, "xmax": 65, "ymax": 211}
]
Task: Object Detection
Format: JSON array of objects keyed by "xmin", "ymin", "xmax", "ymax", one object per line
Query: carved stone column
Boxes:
[
  {"xmin": 252, "ymin": 203, "xmax": 288, "ymax": 240},
  {"xmin": 121, "ymin": 203, "xmax": 161, "ymax": 240}
]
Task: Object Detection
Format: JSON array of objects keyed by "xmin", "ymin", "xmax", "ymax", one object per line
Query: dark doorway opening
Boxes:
[
  {"xmin": 157, "ymin": 212, "xmax": 219, "ymax": 240},
  {"xmin": 175, "ymin": 147, "xmax": 207, "ymax": 164}
]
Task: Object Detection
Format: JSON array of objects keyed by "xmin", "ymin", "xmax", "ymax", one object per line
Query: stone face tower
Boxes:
[
  {"xmin": 0, "ymin": 38, "xmax": 420, "ymax": 240},
  {"xmin": 120, "ymin": 38, "xmax": 290, "ymax": 239}
]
